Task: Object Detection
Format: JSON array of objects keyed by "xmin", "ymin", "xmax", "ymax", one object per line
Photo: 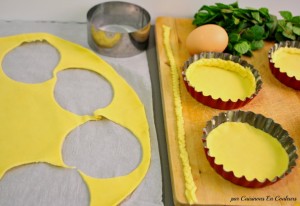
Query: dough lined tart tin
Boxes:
[
  {"xmin": 268, "ymin": 41, "xmax": 300, "ymax": 89},
  {"xmin": 182, "ymin": 52, "xmax": 262, "ymax": 110},
  {"xmin": 202, "ymin": 110, "xmax": 298, "ymax": 188}
]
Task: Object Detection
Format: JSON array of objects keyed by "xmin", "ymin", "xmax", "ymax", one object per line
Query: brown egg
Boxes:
[{"xmin": 186, "ymin": 24, "xmax": 229, "ymax": 55}]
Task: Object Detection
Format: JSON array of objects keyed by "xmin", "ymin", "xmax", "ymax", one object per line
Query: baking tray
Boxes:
[{"xmin": 155, "ymin": 17, "xmax": 300, "ymax": 206}]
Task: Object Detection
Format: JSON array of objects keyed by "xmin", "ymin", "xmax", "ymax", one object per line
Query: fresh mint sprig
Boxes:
[
  {"xmin": 193, "ymin": 2, "xmax": 300, "ymax": 56},
  {"xmin": 274, "ymin": 11, "xmax": 300, "ymax": 41}
]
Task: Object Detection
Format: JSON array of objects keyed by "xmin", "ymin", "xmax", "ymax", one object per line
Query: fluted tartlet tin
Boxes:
[
  {"xmin": 87, "ymin": 1, "xmax": 151, "ymax": 57},
  {"xmin": 268, "ymin": 41, "xmax": 300, "ymax": 89},
  {"xmin": 203, "ymin": 110, "xmax": 298, "ymax": 188},
  {"xmin": 182, "ymin": 52, "xmax": 263, "ymax": 110}
]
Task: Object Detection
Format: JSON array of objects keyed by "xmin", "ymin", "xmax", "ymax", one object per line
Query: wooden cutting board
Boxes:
[{"xmin": 155, "ymin": 17, "xmax": 300, "ymax": 206}]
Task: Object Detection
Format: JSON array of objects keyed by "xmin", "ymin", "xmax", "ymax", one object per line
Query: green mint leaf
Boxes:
[
  {"xmin": 280, "ymin": 11, "xmax": 293, "ymax": 21},
  {"xmin": 227, "ymin": 42, "xmax": 233, "ymax": 52},
  {"xmin": 277, "ymin": 19, "xmax": 286, "ymax": 30},
  {"xmin": 292, "ymin": 26, "xmax": 300, "ymax": 35},
  {"xmin": 275, "ymin": 32, "xmax": 286, "ymax": 42},
  {"xmin": 193, "ymin": 13, "xmax": 219, "ymax": 26},
  {"xmin": 251, "ymin": 12, "xmax": 262, "ymax": 24},
  {"xmin": 241, "ymin": 29, "xmax": 255, "ymax": 41},
  {"xmin": 233, "ymin": 10, "xmax": 251, "ymax": 21},
  {"xmin": 286, "ymin": 22, "xmax": 293, "ymax": 31},
  {"xmin": 221, "ymin": 9, "xmax": 233, "ymax": 14},
  {"xmin": 291, "ymin": 16, "xmax": 300, "ymax": 25},
  {"xmin": 282, "ymin": 30, "xmax": 296, "ymax": 40},
  {"xmin": 241, "ymin": 25, "xmax": 265, "ymax": 41},
  {"xmin": 266, "ymin": 22, "xmax": 275, "ymax": 30},
  {"xmin": 215, "ymin": 3, "xmax": 231, "ymax": 9},
  {"xmin": 192, "ymin": 2, "xmax": 295, "ymax": 55},
  {"xmin": 229, "ymin": 1, "xmax": 239, "ymax": 8},
  {"xmin": 234, "ymin": 41, "xmax": 250, "ymax": 54},
  {"xmin": 194, "ymin": 12, "xmax": 209, "ymax": 18},
  {"xmin": 259, "ymin": 7, "xmax": 270, "ymax": 17},
  {"xmin": 250, "ymin": 40, "xmax": 264, "ymax": 50},
  {"xmin": 229, "ymin": 33, "xmax": 240, "ymax": 43},
  {"xmin": 244, "ymin": 50, "xmax": 253, "ymax": 57},
  {"xmin": 237, "ymin": 21, "xmax": 251, "ymax": 32},
  {"xmin": 199, "ymin": 5, "xmax": 219, "ymax": 15},
  {"xmin": 233, "ymin": 16, "xmax": 240, "ymax": 25},
  {"xmin": 266, "ymin": 15, "xmax": 278, "ymax": 37},
  {"xmin": 262, "ymin": 30, "xmax": 269, "ymax": 39}
]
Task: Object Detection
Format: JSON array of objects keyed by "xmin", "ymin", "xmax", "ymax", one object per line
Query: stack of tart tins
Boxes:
[
  {"xmin": 202, "ymin": 110, "xmax": 298, "ymax": 188},
  {"xmin": 182, "ymin": 52, "xmax": 263, "ymax": 110},
  {"xmin": 268, "ymin": 41, "xmax": 300, "ymax": 89}
]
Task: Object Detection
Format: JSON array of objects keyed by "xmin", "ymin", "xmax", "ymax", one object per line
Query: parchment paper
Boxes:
[{"xmin": 0, "ymin": 20, "xmax": 163, "ymax": 206}]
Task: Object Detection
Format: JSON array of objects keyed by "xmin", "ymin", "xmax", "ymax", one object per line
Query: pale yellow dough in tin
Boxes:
[
  {"xmin": 206, "ymin": 122, "xmax": 289, "ymax": 182},
  {"xmin": 272, "ymin": 47, "xmax": 300, "ymax": 80},
  {"xmin": 185, "ymin": 58, "xmax": 256, "ymax": 101}
]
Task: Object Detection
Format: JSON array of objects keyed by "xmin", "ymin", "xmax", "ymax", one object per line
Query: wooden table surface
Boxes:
[{"xmin": 155, "ymin": 17, "xmax": 300, "ymax": 206}]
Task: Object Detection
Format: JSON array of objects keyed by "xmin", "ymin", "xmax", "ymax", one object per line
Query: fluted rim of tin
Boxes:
[
  {"xmin": 182, "ymin": 52, "xmax": 263, "ymax": 109},
  {"xmin": 268, "ymin": 41, "xmax": 300, "ymax": 63},
  {"xmin": 203, "ymin": 110, "xmax": 298, "ymax": 186},
  {"xmin": 268, "ymin": 41, "xmax": 300, "ymax": 89}
]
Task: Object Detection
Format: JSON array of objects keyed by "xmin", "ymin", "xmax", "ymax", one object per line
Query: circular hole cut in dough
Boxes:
[
  {"xmin": 2, "ymin": 40, "xmax": 59, "ymax": 83},
  {"xmin": 62, "ymin": 119, "xmax": 142, "ymax": 178},
  {"xmin": 0, "ymin": 163, "xmax": 89, "ymax": 206},
  {"xmin": 54, "ymin": 68, "xmax": 113, "ymax": 116}
]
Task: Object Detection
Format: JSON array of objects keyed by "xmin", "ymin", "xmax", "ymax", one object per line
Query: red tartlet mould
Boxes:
[
  {"xmin": 182, "ymin": 52, "xmax": 263, "ymax": 110},
  {"xmin": 268, "ymin": 41, "xmax": 300, "ymax": 90},
  {"xmin": 202, "ymin": 110, "xmax": 298, "ymax": 188}
]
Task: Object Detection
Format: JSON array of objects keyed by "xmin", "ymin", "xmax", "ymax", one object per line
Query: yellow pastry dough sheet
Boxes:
[{"xmin": 0, "ymin": 32, "xmax": 151, "ymax": 206}]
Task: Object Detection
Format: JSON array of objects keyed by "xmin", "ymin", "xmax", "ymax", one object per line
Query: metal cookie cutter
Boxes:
[{"xmin": 87, "ymin": 1, "xmax": 151, "ymax": 57}]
